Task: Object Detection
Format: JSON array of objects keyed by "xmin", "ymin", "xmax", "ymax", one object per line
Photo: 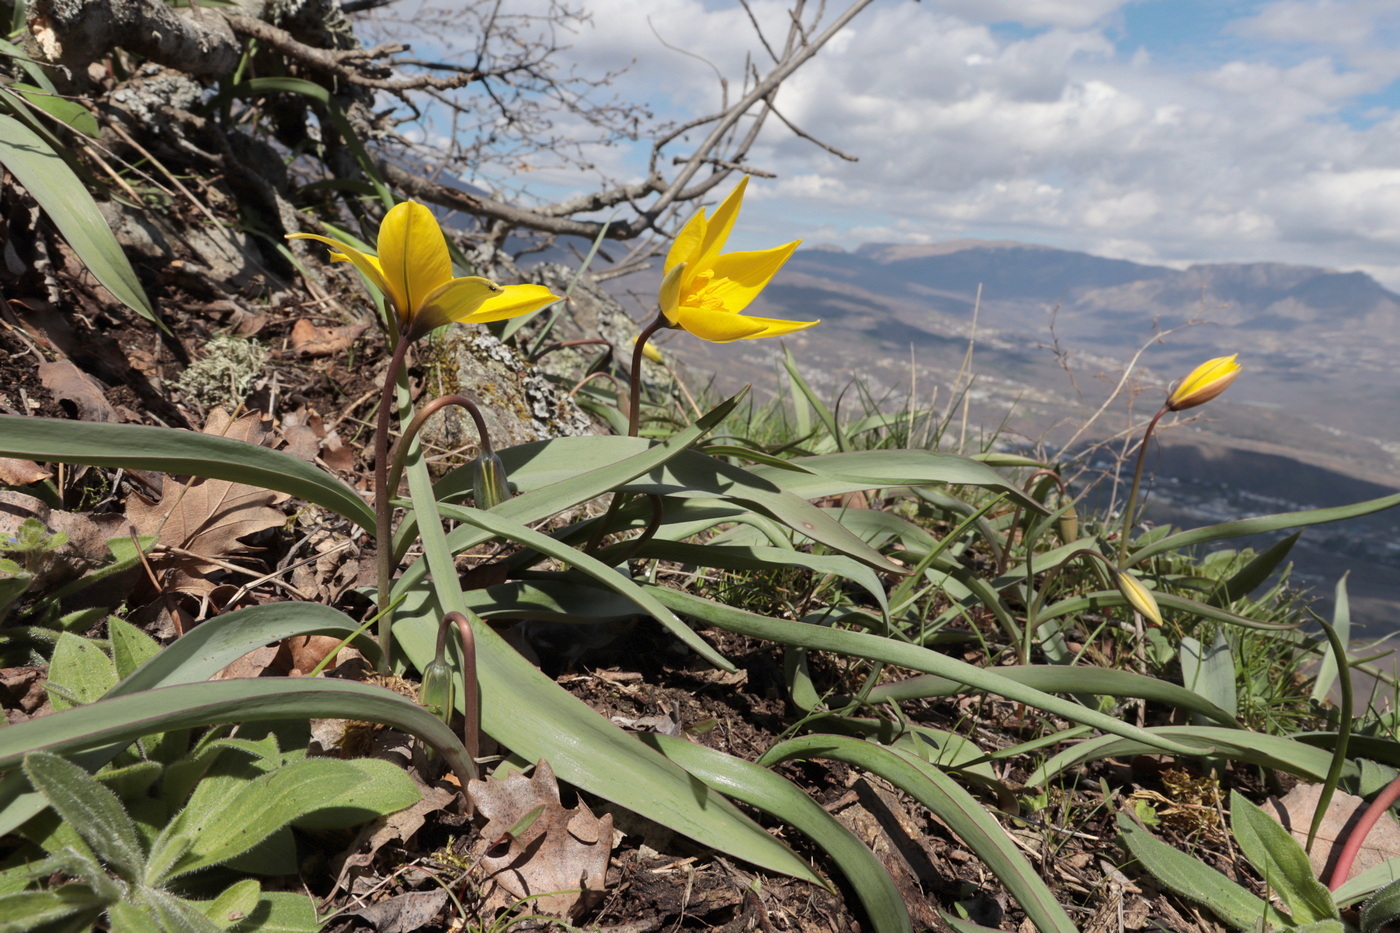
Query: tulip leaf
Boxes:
[
  {"xmin": 0, "ymin": 415, "xmax": 375, "ymax": 532},
  {"xmin": 1128, "ymin": 492, "xmax": 1400, "ymax": 565},
  {"xmin": 433, "ymin": 502, "xmax": 733, "ymax": 671},
  {"xmin": 1028, "ymin": 726, "xmax": 1340, "ymax": 787},
  {"xmin": 866, "ymin": 665, "xmax": 1240, "ymax": 728},
  {"xmin": 759, "ymin": 734, "xmax": 1076, "ymax": 933},
  {"xmin": 0, "ymin": 113, "xmax": 160, "ymax": 329},
  {"xmin": 644, "ymin": 733, "xmax": 913, "ymax": 933},
  {"xmin": 646, "ymin": 585, "xmax": 1211, "ymax": 756}
]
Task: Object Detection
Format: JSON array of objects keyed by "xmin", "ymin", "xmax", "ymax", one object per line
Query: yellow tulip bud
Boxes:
[
  {"xmin": 1166, "ymin": 355, "xmax": 1241, "ymax": 412},
  {"xmin": 1116, "ymin": 572, "xmax": 1163, "ymax": 627},
  {"xmin": 633, "ymin": 337, "xmax": 665, "ymax": 363}
]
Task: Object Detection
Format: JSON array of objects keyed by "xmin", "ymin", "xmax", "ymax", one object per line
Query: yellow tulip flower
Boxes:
[
  {"xmin": 1166, "ymin": 354, "xmax": 1241, "ymax": 412},
  {"xmin": 289, "ymin": 201, "xmax": 559, "ymax": 341},
  {"xmin": 659, "ymin": 176, "xmax": 815, "ymax": 342}
]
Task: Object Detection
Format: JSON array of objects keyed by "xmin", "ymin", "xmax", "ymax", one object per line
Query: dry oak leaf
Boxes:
[
  {"xmin": 1265, "ymin": 783, "xmax": 1400, "ymax": 884},
  {"xmin": 289, "ymin": 319, "xmax": 368, "ymax": 357},
  {"xmin": 468, "ymin": 759, "xmax": 614, "ymax": 919},
  {"xmin": 126, "ymin": 409, "xmax": 287, "ymax": 596}
]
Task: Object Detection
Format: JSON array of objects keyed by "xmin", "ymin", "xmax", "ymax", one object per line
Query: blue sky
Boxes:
[{"xmin": 387, "ymin": 0, "xmax": 1400, "ymax": 289}]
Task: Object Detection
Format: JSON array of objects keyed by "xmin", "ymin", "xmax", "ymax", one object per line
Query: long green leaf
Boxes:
[
  {"xmin": 433, "ymin": 502, "xmax": 733, "ymax": 670},
  {"xmin": 648, "ymin": 586, "xmax": 1211, "ymax": 756},
  {"xmin": 22, "ymin": 752, "xmax": 144, "ymax": 883},
  {"xmin": 1029, "ymin": 726, "xmax": 1340, "ymax": 787},
  {"xmin": 1129, "ymin": 493, "xmax": 1400, "ymax": 565},
  {"xmin": 111, "ymin": 602, "xmax": 378, "ymax": 695},
  {"xmin": 644, "ymin": 734, "xmax": 912, "ymax": 933},
  {"xmin": 749, "ymin": 449, "xmax": 1037, "ymax": 510},
  {"xmin": 0, "ymin": 416, "xmax": 375, "ymax": 531},
  {"xmin": 761, "ymin": 735, "xmax": 1076, "ymax": 933},
  {"xmin": 1212, "ymin": 531, "xmax": 1299, "ymax": 606},
  {"xmin": 0, "ymin": 603, "xmax": 376, "ymax": 838},
  {"xmin": 0, "ymin": 113, "xmax": 159, "ymax": 327},
  {"xmin": 0, "ymin": 680, "xmax": 465, "ymax": 774},
  {"xmin": 867, "ymin": 665, "xmax": 1240, "ymax": 728}
]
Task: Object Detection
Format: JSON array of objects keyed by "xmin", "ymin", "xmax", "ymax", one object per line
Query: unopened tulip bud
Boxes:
[
  {"xmin": 1167, "ymin": 355, "xmax": 1241, "ymax": 412},
  {"xmin": 1116, "ymin": 571, "xmax": 1163, "ymax": 627},
  {"xmin": 420, "ymin": 657, "xmax": 454, "ymax": 724},
  {"xmin": 472, "ymin": 451, "xmax": 511, "ymax": 510},
  {"xmin": 633, "ymin": 337, "xmax": 664, "ymax": 363},
  {"xmin": 1057, "ymin": 502, "xmax": 1079, "ymax": 543}
]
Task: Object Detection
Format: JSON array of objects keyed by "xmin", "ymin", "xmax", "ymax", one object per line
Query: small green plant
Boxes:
[{"xmin": 1119, "ymin": 790, "xmax": 1400, "ymax": 932}]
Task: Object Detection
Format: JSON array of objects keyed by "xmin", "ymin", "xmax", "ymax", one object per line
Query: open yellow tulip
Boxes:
[
  {"xmin": 659, "ymin": 176, "xmax": 815, "ymax": 342},
  {"xmin": 289, "ymin": 201, "xmax": 559, "ymax": 341}
]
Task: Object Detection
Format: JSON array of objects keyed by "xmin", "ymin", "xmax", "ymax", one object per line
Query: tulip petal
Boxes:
[
  {"xmin": 671, "ymin": 304, "xmax": 769, "ymax": 343},
  {"xmin": 288, "ymin": 233, "xmax": 395, "ymax": 306},
  {"xmin": 704, "ymin": 241, "xmax": 801, "ymax": 315},
  {"xmin": 458, "ymin": 283, "xmax": 561, "ymax": 324},
  {"xmin": 694, "ymin": 176, "xmax": 749, "ymax": 273},
  {"xmin": 658, "ymin": 262, "xmax": 687, "ymax": 324},
  {"xmin": 665, "ymin": 210, "xmax": 707, "ymax": 276},
  {"xmin": 377, "ymin": 202, "xmax": 452, "ymax": 324},
  {"xmin": 733, "ymin": 314, "xmax": 819, "ymax": 340},
  {"xmin": 411, "ymin": 277, "xmax": 508, "ymax": 336}
]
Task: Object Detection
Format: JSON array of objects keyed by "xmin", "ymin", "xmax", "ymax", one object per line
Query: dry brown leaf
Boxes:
[
  {"xmin": 290, "ymin": 319, "xmax": 367, "ymax": 357},
  {"xmin": 468, "ymin": 759, "xmax": 613, "ymax": 919},
  {"xmin": 274, "ymin": 634, "xmax": 344, "ymax": 675},
  {"xmin": 37, "ymin": 360, "xmax": 118, "ymax": 423},
  {"xmin": 126, "ymin": 409, "xmax": 287, "ymax": 596},
  {"xmin": 1265, "ymin": 783, "xmax": 1400, "ymax": 883},
  {"xmin": 0, "ymin": 458, "xmax": 51, "ymax": 485},
  {"xmin": 0, "ymin": 490, "xmax": 137, "ymax": 588}
]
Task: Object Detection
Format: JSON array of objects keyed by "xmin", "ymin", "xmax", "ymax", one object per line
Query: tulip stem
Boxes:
[
  {"xmin": 628, "ymin": 313, "xmax": 668, "ymax": 437},
  {"xmin": 387, "ymin": 393, "xmax": 495, "ymax": 502},
  {"xmin": 1119, "ymin": 406, "xmax": 1167, "ymax": 567},
  {"xmin": 374, "ymin": 326, "xmax": 415, "ymax": 674}
]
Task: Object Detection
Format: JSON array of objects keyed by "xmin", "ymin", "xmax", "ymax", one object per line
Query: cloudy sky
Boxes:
[{"xmin": 509, "ymin": 0, "xmax": 1400, "ymax": 289}]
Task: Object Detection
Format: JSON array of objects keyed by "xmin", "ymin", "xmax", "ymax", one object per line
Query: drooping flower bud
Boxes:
[
  {"xmin": 419, "ymin": 656, "xmax": 455, "ymax": 725},
  {"xmin": 1166, "ymin": 355, "xmax": 1241, "ymax": 412},
  {"xmin": 1116, "ymin": 571, "xmax": 1163, "ymax": 627},
  {"xmin": 471, "ymin": 451, "xmax": 512, "ymax": 510}
]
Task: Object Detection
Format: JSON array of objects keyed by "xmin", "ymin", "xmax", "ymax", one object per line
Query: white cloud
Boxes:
[{"xmin": 375, "ymin": 0, "xmax": 1400, "ymax": 290}]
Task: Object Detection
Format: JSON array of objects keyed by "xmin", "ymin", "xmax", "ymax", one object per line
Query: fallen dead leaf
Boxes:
[
  {"xmin": 125, "ymin": 409, "xmax": 288, "ymax": 596},
  {"xmin": 37, "ymin": 359, "xmax": 118, "ymax": 423},
  {"xmin": 1265, "ymin": 783, "xmax": 1400, "ymax": 884},
  {"xmin": 290, "ymin": 319, "xmax": 367, "ymax": 357},
  {"xmin": 273, "ymin": 634, "xmax": 344, "ymax": 675},
  {"xmin": 0, "ymin": 490, "xmax": 137, "ymax": 588},
  {"xmin": 468, "ymin": 759, "xmax": 613, "ymax": 919},
  {"xmin": 0, "ymin": 458, "xmax": 50, "ymax": 486}
]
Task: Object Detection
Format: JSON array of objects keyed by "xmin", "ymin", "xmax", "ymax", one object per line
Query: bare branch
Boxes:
[{"xmin": 223, "ymin": 14, "xmax": 479, "ymax": 91}]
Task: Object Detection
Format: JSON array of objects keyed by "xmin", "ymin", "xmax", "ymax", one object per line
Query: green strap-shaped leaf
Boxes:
[
  {"xmin": 761, "ymin": 735, "xmax": 1076, "ymax": 933},
  {"xmin": 433, "ymin": 502, "xmax": 733, "ymax": 670},
  {"xmin": 1129, "ymin": 492, "xmax": 1400, "ymax": 564},
  {"xmin": 866, "ymin": 664, "xmax": 1240, "ymax": 729},
  {"xmin": 645, "ymin": 734, "xmax": 912, "ymax": 933},
  {"xmin": 1029, "ymin": 726, "xmax": 1339, "ymax": 787},
  {"xmin": 0, "ymin": 113, "xmax": 159, "ymax": 328},
  {"xmin": 0, "ymin": 415, "xmax": 375, "ymax": 531},
  {"xmin": 648, "ymin": 585, "xmax": 1212, "ymax": 757}
]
